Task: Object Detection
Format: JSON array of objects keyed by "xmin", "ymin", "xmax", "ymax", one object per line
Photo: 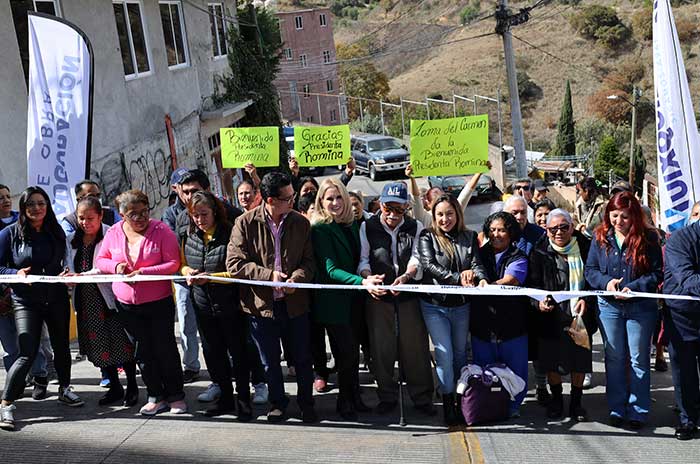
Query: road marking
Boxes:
[{"xmin": 463, "ymin": 427, "xmax": 484, "ymax": 464}]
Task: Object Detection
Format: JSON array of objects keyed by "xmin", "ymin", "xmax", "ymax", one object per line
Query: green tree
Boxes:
[
  {"xmin": 216, "ymin": 6, "xmax": 287, "ymax": 164},
  {"xmin": 336, "ymin": 43, "xmax": 391, "ymax": 120},
  {"xmin": 594, "ymin": 136, "xmax": 627, "ymax": 180},
  {"xmin": 551, "ymin": 80, "xmax": 575, "ymax": 157}
]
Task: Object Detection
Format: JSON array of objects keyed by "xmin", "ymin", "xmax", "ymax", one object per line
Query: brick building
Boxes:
[{"xmin": 273, "ymin": 8, "xmax": 347, "ymax": 125}]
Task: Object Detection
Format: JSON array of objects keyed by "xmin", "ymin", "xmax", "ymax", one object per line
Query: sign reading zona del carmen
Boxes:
[
  {"xmin": 294, "ymin": 125, "xmax": 351, "ymax": 167},
  {"xmin": 409, "ymin": 114, "xmax": 489, "ymax": 177}
]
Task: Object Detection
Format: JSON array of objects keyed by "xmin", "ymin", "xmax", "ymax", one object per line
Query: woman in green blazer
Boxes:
[{"xmin": 311, "ymin": 178, "xmax": 383, "ymax": 421}]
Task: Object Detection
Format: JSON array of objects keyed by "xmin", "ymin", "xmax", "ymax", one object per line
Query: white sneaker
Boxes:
[
  {"xmin": 253, "ymin": 383, "xmax": 269, "ymax": 405},
  {"xmin": 197, "ymin": 383, "xmax": 221, "ymax": 403},
  {"xmin": 582, "ymin": 373, "xmax": 593, "ymax": 389},
  {"xmin": 0, "ymin": 404, "xmax": 16, "ymax": 431}
]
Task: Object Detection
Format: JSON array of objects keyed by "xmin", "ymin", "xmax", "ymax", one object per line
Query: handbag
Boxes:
[{"xmin": 460, "ymin": 370, "xmax": 510, "ymax": 425}]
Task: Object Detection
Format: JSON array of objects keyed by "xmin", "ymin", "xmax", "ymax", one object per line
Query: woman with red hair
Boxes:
[{"xmin": 585, "ymin": 191, "xmax": 663, "ymax": 430}]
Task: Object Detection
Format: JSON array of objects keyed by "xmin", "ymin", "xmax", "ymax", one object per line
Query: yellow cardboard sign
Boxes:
[
  {"xmin": 220, "ymin": 127, "xmax": 279, "ymax": 168},
  {"xmin": 409, "ymin": 115, "xmax": 489, "ymax": 177},
  {"xmin": 294, "ymin": 125, "xmax": 351, "ymax": 167}
]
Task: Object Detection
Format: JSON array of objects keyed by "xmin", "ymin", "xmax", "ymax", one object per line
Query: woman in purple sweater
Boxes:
[{"xmin": 95, "ymin": 189, "xmax": 184, "ymax": 416}]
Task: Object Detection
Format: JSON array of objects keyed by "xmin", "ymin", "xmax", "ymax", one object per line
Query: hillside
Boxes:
[{"xmin": 273, "ymin": 0, "xmax": 700, "ymax": 174}]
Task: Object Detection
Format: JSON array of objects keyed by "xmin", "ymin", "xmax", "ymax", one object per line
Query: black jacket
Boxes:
[
  {"xmin": 470, "ymin": 243, "xmax": 529, "ymax": 342},
  {"xmin": 527, "ymin": 231, "xmax": 598, "ymax": 338},
  {"xmin": 183, "ymin": 222, "xmax": 238, "ymax": 315},
  {"xmin": 0, "ymin": 222, "xmax": 68, "ymax": 305},
  {"xmin": 664, "ymin": 222, "xmax": 700, "ymax": 341},
  {"xmin": 418, "ymin": 228, "xmax": 487, "ymax": 306}
]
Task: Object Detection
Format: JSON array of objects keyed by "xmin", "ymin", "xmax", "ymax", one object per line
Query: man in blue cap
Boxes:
[
  {"xmin": 357, "ymin": 182, "xmax": 435, "ymax": 416},
  {"xmin": 161, "ymin": 166, "xmax": 201, "ymax": 383}
]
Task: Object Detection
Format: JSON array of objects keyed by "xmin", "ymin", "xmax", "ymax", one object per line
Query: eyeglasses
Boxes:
[
  {"xmin": 515, "ymin": 184, "xmax": 530, "ymax": 192},
  {"xmin": 275, "ymin": 193, "xmax": 297, "ymax": 204},
  {"xmin": 547, "ymin": 224, "xmax": 571, "ymax": 234},
  {"xmin": 381, "ymin": 204, "xmax": 408, "ymax": 216},
  {"xmin": 125, "ymin": 210, "xmax": 149, "ymax": 221},
  {"xmin": 26, "ymin": 201, "xmax": 47, "ymax": 208}
]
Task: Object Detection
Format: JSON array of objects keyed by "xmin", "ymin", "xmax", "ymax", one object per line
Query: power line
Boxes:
[
  {"xmin": 333, "ymin": 31, "xmax": 498, "ymax": 65},
  {"xmin": 511, "ymin": 34, "xmax": 629, "ymax": 89}
]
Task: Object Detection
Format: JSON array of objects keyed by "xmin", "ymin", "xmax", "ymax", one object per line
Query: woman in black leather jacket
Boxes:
[
  {"xmin": 0, "ymin": 187, "xmax": 82, "ymax": 431},
  {"xmin": 417, "ymin": 194, "xmax": 487, "ymax": 425}
]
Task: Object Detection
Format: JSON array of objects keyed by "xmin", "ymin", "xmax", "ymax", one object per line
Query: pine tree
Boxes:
[{"xmin": 551, "ymin": 80, "xmax": 576, "ymax": 157}]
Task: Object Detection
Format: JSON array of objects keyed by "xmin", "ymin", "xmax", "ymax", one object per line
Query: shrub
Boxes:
[
  {"xmin": 569, "ymin": 5, "xmax": 630, "ymax": 48},
  {"xmin": 517, "ymin": 71, "xmax": 542, "ymax": 101},
  {"xmin": 460, "ymin": 6, "xmax": 480, "ymax": 25},
  {"xmin": 676, "ymin": 18, "xmax": 698, "ymax": 42},
  {"xmin": 631, "ymin": 7, "xmax": 653, "ymax": 41}
]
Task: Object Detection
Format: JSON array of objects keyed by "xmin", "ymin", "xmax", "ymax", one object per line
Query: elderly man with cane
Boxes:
[{"xmin": 358, "ymin": 182, "xmax": 435, "ymax": 419}]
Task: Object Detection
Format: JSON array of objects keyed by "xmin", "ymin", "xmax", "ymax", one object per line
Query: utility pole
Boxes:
[
  {"xmin": 629, "ymin": 86, "xmax": 641, "ymax": 190},
  {"xmin": 496, "ymin": 0, "xmax": 529, "ymax": 179}
]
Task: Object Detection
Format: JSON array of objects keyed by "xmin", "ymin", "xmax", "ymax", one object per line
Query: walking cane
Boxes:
[{"xmin": 393, "ymin": 297, "xmax": 407, "ymax": 427}]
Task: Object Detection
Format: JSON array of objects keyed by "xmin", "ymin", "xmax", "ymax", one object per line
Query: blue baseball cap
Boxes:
[
  {"xmin": 379, "ymin": 182, "xmax": 408, "ymax": 204},
  {"xmin": 170, "ymin": 167, "xmax": 189, "ymax": 185}
]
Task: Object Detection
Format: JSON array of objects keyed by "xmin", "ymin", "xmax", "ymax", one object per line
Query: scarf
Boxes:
[{"xmin": 549, "ymin": 236, "xmax": 585, "ymax": 314}]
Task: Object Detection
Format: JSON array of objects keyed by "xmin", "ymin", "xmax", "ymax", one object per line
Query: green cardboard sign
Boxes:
[
  {"xmin": 409, "ymin": 115, "xmax": 489, "ymax": 177},
  {"xmin": 220, "ymin": 127, "xmax": 279, "ymax": 168},
  {"xmin": 294, "ymin": 125, "xmax": 351, "ymax": 167}
]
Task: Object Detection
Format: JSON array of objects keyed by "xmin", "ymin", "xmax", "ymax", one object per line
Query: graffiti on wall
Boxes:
[{"xmin": 90, "ymin": 112, "xmax": 207, "ymax": 217}]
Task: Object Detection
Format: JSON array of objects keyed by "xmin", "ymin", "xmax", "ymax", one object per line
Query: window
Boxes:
[
  {"xmin": 319, "ymin": 13, "xmax": 327, "ymax": 27},
  {"xmin": 160, "ymin": 1, "xmax": 188, "ymax": 67},
  {"xmin": 207, "ymin": 132, "xmax": 221, "ymax": 151},
  {"xmin": 326, "ymin": 79, "xmax": 334, "ymax": 92},
  {"xmin": 284, "ymin": 48, "xmax": 292, "ymax": 60},
  {"xmin": 322, "ymin": 50, "xmax": 331, "ymax": 64},
  {"xmin": 208, "ymin": 3, "xmax": 227, "ymax": 58},
  {"xmin": 11, "ymin": 0, "xmax": 61, "ymax": 85},
  {"xmin": 33, "ymin": 0, "xmax": 59, "ymax": 15},
  {"xmin": 289, "ymin": 81, "xmax": 299, "ymax": 113},
  {"xmin": 306, "ymin": 116, "xmax": 314, "ymax": 123},
  {"xmin": 113, "ymin": 1, "xmax": 151, "ymax": 78},
  {"xmin": 299, "ymin": 54, "xmax": 307, "ymax": 68},
  {"xmin": 303, "ymin": 84, "xmax": 310, "ymax": 98},
  {"xmin": 295, "ymin": 16, "xmax": 303, "ymax": 29},
  {"xmin": 330, "ymin": 109, "xmax": 337, "ymax": 122}
]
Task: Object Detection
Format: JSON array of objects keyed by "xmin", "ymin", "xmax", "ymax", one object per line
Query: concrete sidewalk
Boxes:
[
  {"xmin": 4, "ymin": 331, "xmax": 699, "ymax": 463},
  {"xmin": 0, "ymin": 339, "xmax": 465, "ymax": 463}
]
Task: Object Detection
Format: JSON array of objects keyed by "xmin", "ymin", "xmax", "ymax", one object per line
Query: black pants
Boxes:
[
  {"xmin": 246, "ymin": 329, "xmax": 266, "ymax": 385},
  {"xmin": 2, "ymin": 295, "xmax": 72, "ymax": 401},
  {"xmin": 326, "ymin": 323, "xmax": 360, "ymax": 409},
  {"xmin": 196, "ymin": 307, "xmax": 250, "ymax": 402},
  {"xmin": 115, "ymin": 297, "xmax": 184, "ymax": 403},
  {"xmin": 311, "ymin": 319, "xmax": 339, "ymax": 380},
  {"xmin": 351, "ymin": 296, "xmax": 371, "ymax": 364},
  {"xmin": 670, "ymin": 337, "xmax": 700, "ymax": 425}
]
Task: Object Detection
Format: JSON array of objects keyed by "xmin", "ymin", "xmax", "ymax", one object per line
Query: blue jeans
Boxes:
[
  {"xmin": 420, "ymin": 301, "xmax": 469, "ymax": 394},
  {"xmin": 471, "ymin": 334, "xmax": 528, "ymax": 413},
  {"xmin": 597, "ymin": 298, "xmax": 657, "ymax": 422},
  {"xmin": 249, "ymin": 302, "xmax": 314, "ymax": 411},
  {"xmin": 0, "ymin": 315, "xmax": 47, "ymax": 377},
  {"xmin": 173, "ymin": 282, "xmax": 200, "ymax": 372}
]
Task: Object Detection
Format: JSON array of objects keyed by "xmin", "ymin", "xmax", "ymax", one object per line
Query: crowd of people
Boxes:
[{"xmin": 1, "ymin": 162, "xmax": 700, "ymax": 442}]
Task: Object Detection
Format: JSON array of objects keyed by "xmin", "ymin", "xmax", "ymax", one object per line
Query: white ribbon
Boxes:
[{"xmin": 0, "ymin": 274, "xmax": 695, "ymax": 302}]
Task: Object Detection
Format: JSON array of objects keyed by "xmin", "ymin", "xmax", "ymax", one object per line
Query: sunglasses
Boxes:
[
  {"xmin": 547, "ymin": 224, "xmax": 571, "ymax": 234},
  {"xmin": 381, "ymin": 204, "xmax": 407, "ymax": 215},
  {"xmin": 515, "ymin": 185, "xmax": 530, "ymax": 192}
]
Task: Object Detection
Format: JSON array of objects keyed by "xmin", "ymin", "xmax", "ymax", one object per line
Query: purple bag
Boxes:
[{"xmin": 460, "ymin": 376, "xmax": 510, "ymax": 425}]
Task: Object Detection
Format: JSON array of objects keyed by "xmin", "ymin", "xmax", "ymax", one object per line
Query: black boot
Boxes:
[
  {"xmin": 205, "ymin": 393, "xmax": 237, "ymax": 417},
  {"xmin": 99, "ymin": 367, "xmax": 124, "ymax": 406},
  {"xmin": 442, "ymin": 393, "xmax": 459, "ymax": 426},
  {"xmin": 236, "ymin": 392, "xmax": 253, "ymax": 422},
  {"xmin": 547, "ymin": 383, "xmax": 564, "ymax": 419},
  {"xmin": 123, "ymin": 361, "xmax": 139, "ymax": 407},
  {"xmin": 569, "ymin": 386, "xmax": 587, "ymax": 422}
]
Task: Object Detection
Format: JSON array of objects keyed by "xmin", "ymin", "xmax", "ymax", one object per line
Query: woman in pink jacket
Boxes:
[{"xmin": 96, "ymin": 190, "xmax": 185, "ymax": 416}]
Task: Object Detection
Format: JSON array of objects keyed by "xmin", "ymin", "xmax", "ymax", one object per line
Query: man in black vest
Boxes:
[{"xmin": 358, "ymin": 182, "xmax": 435, "ymax": 415}]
